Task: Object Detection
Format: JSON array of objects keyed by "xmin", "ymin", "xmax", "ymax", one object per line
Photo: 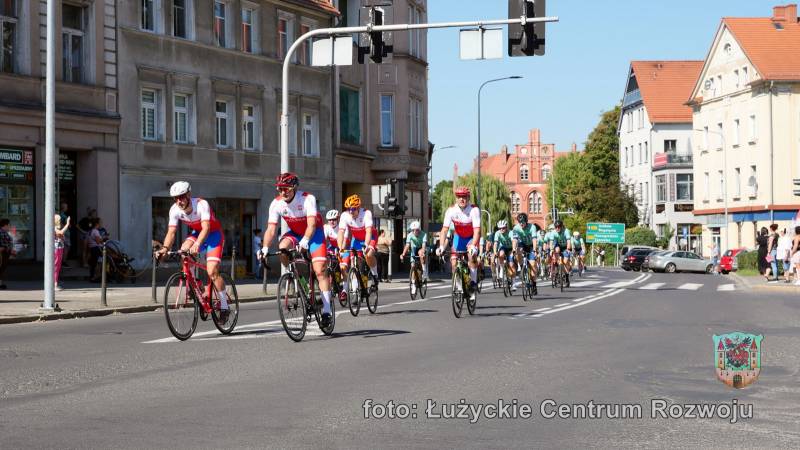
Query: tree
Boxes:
[
  {"xmin": 432, "ymin": 180, "xmax": 453, "ymax": 222},
  {"xmin": 625, "ymin": 226, "xmax": 657, "ymax": 246}
]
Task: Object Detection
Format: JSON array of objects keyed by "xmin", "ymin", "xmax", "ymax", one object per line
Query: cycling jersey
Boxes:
[
  {"xmin": 570, "ymin": 236, "xmax": 585, "ymax": 250},
  {"xmin": 552, "ymin": 229, "xmax": 571, "ymax": 249},
  {"xmin": 268, "ymin": 191, "xmax": 326, "ymax": 262},
  {"xmin": 512, "ymin": 224, "xmax": 536, "ymax": 247},
  {"xmin": 493, "ymin": 230, "xmax": 513, "ymax": 250},
  {"xmin": 406, "ymin": 231, "xmax": 428, "ymax": 250},
  {"xmin": 443, "ymin": 204, "xmax": 480, "ymax": 252},
  {"xmin": 339, "ymin": 208, "xmax": 376, "ymax": 251},
  {"xmin": 168, "ymin": 198, "xmax": 222, "ymax": 233},
  {"xmin": 324, "ymin": 223, "xmax": 339, "ymax": 250}
]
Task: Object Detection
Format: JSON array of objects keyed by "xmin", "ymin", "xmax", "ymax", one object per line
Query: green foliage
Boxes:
[
  {"xmin": 625, "ymin": 226, "xmax": 657, "ymax": 246},
  {"xmin": 454, "ymin": 173, "xmax": 512, "ymax": 231},
  {"xmin": 655, "ymin": 223, "xmax": 675, "ymax": 249},
  {"xmin": 546, "ymin": 105, "xmax": 638, "ymax": 228},
  {"xmin": 432, "ymin": 180, "xmax": 453, "ymax": 221},
  {"xmin": 736, "ymin": 251, "xmax": 759, "ymax": 271}
]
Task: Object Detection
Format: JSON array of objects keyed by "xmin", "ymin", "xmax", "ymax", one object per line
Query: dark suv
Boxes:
[{"xmin": 621, "ymin": 248, "xmax": 657, "ymax": 272}]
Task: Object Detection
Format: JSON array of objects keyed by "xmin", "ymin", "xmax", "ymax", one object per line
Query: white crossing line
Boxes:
[
  {"xmin": 677, "ymin": 283, "xmax": 702, "ymax": 291},
  {"xmin": 554, "ymin": 303, "xmax": 570, "ymax": 307},
  {"xmin": 533, "ymin": 307, "xmax": 551, "ymax": 312},
  {"xmin": 638, "ymin": 283, "xmax": 665, "ymax": 290},
  {"xmin": 717, "ymin": 284, "xmax": 736, "ymax": 291},
  {"xmin": 568, "ymin": 280, "xmax": 603, "ymax": 287}
]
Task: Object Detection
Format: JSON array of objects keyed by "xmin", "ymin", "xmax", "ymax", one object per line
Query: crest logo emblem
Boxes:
[{"xmin": 713, "ymin": 332, "xmax": 763, "ymax": 389}]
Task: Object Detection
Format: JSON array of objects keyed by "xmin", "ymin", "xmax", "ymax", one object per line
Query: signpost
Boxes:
[{"xmin": 586, "ymin": 223, "xmax": 625, "ymax": 267}]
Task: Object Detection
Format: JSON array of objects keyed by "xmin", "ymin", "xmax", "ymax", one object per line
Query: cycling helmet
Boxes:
[
  {"xmin": 275, "ymin": 172, "xmax": 299, "ymax": 188},
  {"xmin": 573, "ymin": 231, "xmax": 580, "ymax": 237},
  {"xmin": 497, "ymin": 220, "xmax": 508, "ymax": 228},
  {"xmin": 326, "ymin": 210, "xmax": 339, "ymax": 220},
  {"xmin": 516, "ymin": 213, "xmax": 528, "ymax": 223},
  {"xmin": 548, "ymin": 224, "xmax": 555, "ymax": 231},
  {"xmin": 554, "ymin": 220, "xmax": 564, "ymax": 228},
  {"xmin": 409, "ymin": 221, "xmax": 421, "ymax": 231},
  {"xmin": 344, "ymin": 194, "xmax": 362, "ymax": 209},
  {"xmin": 169, "ymin": 181, "xmax": 191, "ymax": 197},
  {"xmin": 454, "ymin": 186, "xmax": 471, "ymax": 198}
]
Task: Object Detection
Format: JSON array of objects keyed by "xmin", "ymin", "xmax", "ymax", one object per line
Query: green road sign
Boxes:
[{"xmin": 586, "ymin": 222, "xmax": 625, "ymax": 244}]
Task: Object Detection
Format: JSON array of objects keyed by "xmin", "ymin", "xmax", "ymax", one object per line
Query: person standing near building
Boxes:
[
  {"xmin": 765, "ymin": 224, "xmax": 780, "ymax": 283},
  {"xmin": 377, "ymin": 229, "xmax": 391, "ymax": 282},
  {"xmin": 59, "ymin": 202, "xmax": 71, "ymax": 267},
  {"xmin": 777, "ymin": 228, "xmax": 793, "ymax": 283},
  {"xmin": 0, "ymin": 218, "xmax": 16, "ymax": 289},
  {"xmin": 252, "ymin": 229, "xmax": 262, "ymax": 278},
  {"xmin": 709, "ymin": 241, "xmax": 721, "ymax": 275},
  {"xmin": 54, "ymin": 214, "xmax": 71, "ymax": 290}
]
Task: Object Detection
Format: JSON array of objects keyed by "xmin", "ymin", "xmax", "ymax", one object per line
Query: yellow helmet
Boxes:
[{"xmin": 344, "ymin": 194, "xmax": 362, "ymax": 209}]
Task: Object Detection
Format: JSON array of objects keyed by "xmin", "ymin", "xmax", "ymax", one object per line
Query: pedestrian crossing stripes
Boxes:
[
  {"xmin": 717, "ymin": 284, "xmax": 735, "ymax": 291},
  {"xmin": 568, "ymin": 280, "xmax": 603, "ymax": 287},
  {"xmin": 677, "ymin": 283, "xmax": 703, "ymax": 291},
  {"xmin": 638, "ymin": 283, "xmax": 665, "ymax": 290},
  {"xmin": 635, "ymin": 282, "xmax": 736, "ymax": 292}
]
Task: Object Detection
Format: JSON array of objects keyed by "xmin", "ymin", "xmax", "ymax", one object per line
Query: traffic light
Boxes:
[
  {"xmin": 508, "ymin": 0, "xmax": 546, "ymax": 56},
  {"xmin": 358, "ymin": 7, "xmax": 394, "ymax": 64},
  {"xmin": 384, "ymin": 179, "xmax": 406, "ymax": 217}
]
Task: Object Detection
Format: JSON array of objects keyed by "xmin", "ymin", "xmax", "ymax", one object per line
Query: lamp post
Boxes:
[
  {"xmin": 429, "ymin": 145, "xmax": 456, "ymax": 222},
  {"xmin": 477, "ymin": 76, "xmax": 523, "ymax": 214},
  {"xmin": 696, "ymin": 128, "xmax": 728, "ymax": 254}
]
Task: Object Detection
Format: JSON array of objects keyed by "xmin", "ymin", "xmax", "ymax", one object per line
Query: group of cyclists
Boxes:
[{"xmin": 154, "ymin": 173, "xmax": 589, "ymax": 337}]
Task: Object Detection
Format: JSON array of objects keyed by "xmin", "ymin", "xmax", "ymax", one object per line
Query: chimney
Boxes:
[
  {"xmin": 571, "ymin": 142, "xmax": 577, "ymax": 153},
  {"xmin": 529, "ymin": 129, "xmax": 541, "ymax": 145},
  {"xmin": 501, "ymin": 144, "xmax": 508, "ymax": 161},
  {"xmin": 772, "ymin": 4, "xmax": 797, "ymax": 23},
  {"xmin": 480, "ymin": 151, "xmax": 489, "ymax": 159},
  {"xmin": 453, "ymin": 163, "xmax": 459, "ymax": 185}
]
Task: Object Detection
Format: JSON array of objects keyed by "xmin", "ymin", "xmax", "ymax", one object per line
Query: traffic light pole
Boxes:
[{"xmin": 279, "ymin": 15, "xmax": 558, "ymax": 175}]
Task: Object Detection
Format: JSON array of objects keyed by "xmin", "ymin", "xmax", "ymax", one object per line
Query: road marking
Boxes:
[
  {"xmin": 717, "ymin": 284, "xmax": 735, "ymax": 291},
  {"xmin": 677, "ymin": 283, "xmax": 702, "ymax": 291},
  {"xmin": 533, "ymin": 307, "xmax": 551, "ymax": 312},
  {"xmin": 568, "ymin": 280, "xmax": 602, "ymax": 287},
  {"xmin": 554, "ymin": 303, "xmax": 570, "ymax": 307},
  {"xmin": 638, "ymin": 283, "xmax": 665, "ymax": 290}
]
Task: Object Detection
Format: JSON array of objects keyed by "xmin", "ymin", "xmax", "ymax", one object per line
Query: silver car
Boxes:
[{"xmin": 643, "ymin": 251, "xmax": 714, "ymax": 274}]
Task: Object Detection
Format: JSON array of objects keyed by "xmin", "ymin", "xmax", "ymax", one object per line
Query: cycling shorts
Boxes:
[
  {"xmin": 350, "ymin": 236, "xmax": 377, "ymax": 252},
  {"xmin": 186, "ymin": 230, "xmax": 224, "ymax": 262},
  {"xmin": 520, "ymin": 244, "xmax": 537, "ymax": 261},
  {"xmin": 452, "ymin": 234, "xmax": 474, "ymax": 253},
  {"xmin": 280, "ymin": 227, "xmax": 327, "ymax": 263}
]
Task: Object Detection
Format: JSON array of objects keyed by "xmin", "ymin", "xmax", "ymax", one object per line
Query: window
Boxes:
[
  {"xmin": 215, "ymin": 100, "xmax": 231, "ymax": 148},
  {"xmin": 302, "ymin": 112, "xmax": 319, "ymax": 156},
  {"xmin": 734, "ymin": 167, "xmax": 741, "ymax": 198},
  {"xmin": 664, "ymin": 139, "xmax": 676, "ymax": 153},
  {"xmin": 676, "ymin": 174, "xmax": 693, "ymax": 201},
  {"xmin": 627, "ymin": 112, "xmax": 632, "ymax": 133},
  {"xmin": 703, "ymin": 172, "xmax": 709, "ymax": 201},
  {"xmin": 173, "ymin": 93, "xmax": 191, "ymax": 144},
  {"xmin": 511, "ymin": 192, "xmax": 520, "ymax": 214},
  {"xmin": 141, "ymin": 89, "xmax": 159, "ymax": 140},
  {"xmin": 749, "ymin": 115, "xmax": 756, "ymax": 142},
  {"xmin": 717, "ymin": 170, "xmax": 724, "ymax": 201},
  {"xmin": 638, "ymin": 108, "xmax": 644, "ymax": 129},
  {"xmin": 278, "ymin": 12, "xmax": 295, "ymax": 60},
  {"xmin": 703, "ymin": 126, "xmax": 709, "ymax": 149},
  {"xmin": 299, "ymin": 23, "xmax": 312, "ymax": 64},
  {"xmin": 241, "ymin": 6, "xmax": 256, "ymax": 53},
  {"xmin": 644, "ymin": 142, "xmax": 648, "ymax": 163},
  {"xmin": 638, "ymin": 143, "xmax": 642, "ymax": 165},
  {"xmin": 734, "ymin": 69, "xmax": 739, "ymax": 89},
  {"xmin": 173, "ymin": 0, "xmax": 193, "ymax": 38},
  {"xmin": 733, "ymin": 119, "xmax": 740, "ymax": 146},
  {"xmin": 645, "ymin": 181, "xmax": 649, "ymax": 204},
  {"xmin": 380, "ymin": 94, "xmax": 393, "ymax": 147},
  {"xmin": 340, "ymin": 86, "xmax": 360, "ymax": 144},
  {"xmin": 542, "ymin": 165, "xmax": 551, "ymax": 180},
  {"xmin": 214, "ymin": 1, "xmax": 228, "ymax": 48},
  {"xmin": 242, "ymin": 104, "xmax": 257, "ymax": 150},
  {"xmin": 655, "ymin": 175, "xmax": 666, "ymax": 202},
  {"xmin": 409, "ymin": 4, "xmax": 422, "ymax": 58},
  {"xmin": 749, "ymin": 165, "xmax": 757, "ymax": 197},
  {"xmin": 409, "ymin": 98, "xmax": 423, "ymax": 149},
  {"xmin": 716, "ymin": 122, "xmax": 723, "ymax": 149},
  {"xmin": 742, "ymin": 67, "xmax": 749, "ymax": 84},
  {"xmin": 141, "ymin": 0, "xmax": 158, "ymax": 32},
  {"xmin": 0, "ymin": 0, "xmax": 17, "ymax": 73},
  {"xmin": 62, "ymin": 4, "xmax": 85, "ymax": 83},
  {"xmin": 520, "ymin": 164, "xmax": 529, "ymax": 181}
]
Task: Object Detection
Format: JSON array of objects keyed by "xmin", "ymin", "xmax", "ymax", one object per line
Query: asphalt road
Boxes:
[{"xmin": 1, "ymin": 268, "xmax": 799, "ymax": 449}]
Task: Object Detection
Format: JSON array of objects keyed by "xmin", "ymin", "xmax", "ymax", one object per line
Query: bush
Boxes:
[
  {"xmin": 736, "ymin": 251, "xmax": 759, "ymax": 271},
  {"xmin": 655, "ymin": 237, "xmax": 670, "ymax": 249},
  {"xmin": 625, "ymin": 227, "xmax": 657, "ymax": 247}
]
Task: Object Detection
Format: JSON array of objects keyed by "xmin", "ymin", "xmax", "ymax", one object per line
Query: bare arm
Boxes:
[
  {"xmin": 263, "ymin": 223, "xmax": 278, "ymax": 250},
  {"xmin": 438, "ymin": 226, "xmax": 448, "ymax": 250},
  {"xmin": 304, "ymin": 216, "xmax": 316, "ymax": 241}
]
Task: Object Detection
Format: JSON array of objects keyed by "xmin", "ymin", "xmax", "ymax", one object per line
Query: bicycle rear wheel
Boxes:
[
  {"xmin": 211, "ymin": 272, "xmax": 239, "ymax": 335},
  {"xmin": 163, "ymin": 273, "xmax": 199, "ymax": 341},
  {"xmin": 466, "ymin": 277, "xmax": 477, "ymax": 315},
  {"xmin": 277, "ymin": 273, "xmax": 307, "ymax": 342},
  {"xmin": 559, "ymin": 265, "xmax": 566, "ymax": 292},
  {"xmin": 419, "ymin": 276, "xmax": 427, "ymax": 299},
  {"xmin": 366, "ymin": 273, "xmax": 379, "ymax": 314},
  {"xmin": 451, "ymin": 270, "xmax": 464, "ymax": 318},
  {"xmin": 347, "ymin": 269, "xmax": 361, "ymax": 317}
]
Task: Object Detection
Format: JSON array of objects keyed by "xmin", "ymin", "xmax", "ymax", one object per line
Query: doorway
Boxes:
[{"xmin": 58, "ymin": 151, "xmax": 78, "ymax": 259}]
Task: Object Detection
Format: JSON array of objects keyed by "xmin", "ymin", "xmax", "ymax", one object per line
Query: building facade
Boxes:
[
  {"xmin": 619, "ymin": 61, "xmax": 703, "ymax": 251},
  {"xmin": 0, "ymin": 0, "xmax": 119, "ymax": 262},
  {"xmin": 478, "ymin": 129, "xmax": 573, "ymax": 230},
  {"xmin": 118, "ymin": 0, "xmax": 338, "ymax": 268},
  {"xmin": 689, "ymin": 3, "xmax": 800, "ymax": 253}
]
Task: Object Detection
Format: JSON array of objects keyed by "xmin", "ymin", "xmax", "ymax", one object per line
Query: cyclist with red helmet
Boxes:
[
  {"xmin": 259, "ymin": 172, "xmax": 333, "ymax": 326},
  {"xmin": 436, "ymin": 186, "xmax": 481, "ymax": 300},
  {"xmin": 337, "ymin": 194, "xmax": 379, "ymax": 282}
]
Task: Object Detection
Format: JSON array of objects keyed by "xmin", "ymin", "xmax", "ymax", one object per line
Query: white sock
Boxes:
[
  {"xmin": 470, "ymin": 268, "xmax": 477, "ymax": 282},
  {"xmin": 370, "ymin": 266, "xmax": 378, "ymax": 277},
  {"xmin": 322, "ymin": 291, "xmax": 331, "ymax": 314},
  {"xmin": 218, "ymin": 290, "xmax": 229, "ymax": 309},
  {"xmin": 342, "ymin": 279, "xmax": 348, "ymax": 291}
]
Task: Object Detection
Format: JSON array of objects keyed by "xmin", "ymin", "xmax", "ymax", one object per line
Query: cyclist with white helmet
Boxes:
[
  {"xmin": 155, "ymin": 181, "xmax": 230, "ymax": 318},
  {"xmin": 401, "ymin": 221, "xmax": 429, "ymax": 281},
  {"xmin": 512, "ymin": 213, "xmax": 539, "ymax": 293},
  {"xmin": 571, "ymin": 230, "xmax": 587, "ymax": 275},
  {"xmin": 493, "ymin": 220, "xmax": 515, "ymax": 288}
]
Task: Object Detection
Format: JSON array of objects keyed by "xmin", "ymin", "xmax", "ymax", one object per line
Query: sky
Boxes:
[{"xmin": 427, "ymin": 0, "xmax": 773, "ymax": 186}]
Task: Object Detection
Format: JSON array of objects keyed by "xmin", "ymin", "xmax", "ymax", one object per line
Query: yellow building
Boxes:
[{"xmin": 688, "ymin": 4, "xmax": 800, "ymax": 253}]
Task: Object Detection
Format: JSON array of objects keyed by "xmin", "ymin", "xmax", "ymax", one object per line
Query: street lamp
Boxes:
[
  {"xmin": 477, "ymin": 76, "xmax": 523, "ymax": 214},
  {"xmin": 695, "ymin": 128, "xmax": 728, "ymax": 254}
]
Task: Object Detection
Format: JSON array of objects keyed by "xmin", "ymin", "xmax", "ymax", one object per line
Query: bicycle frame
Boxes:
[{"xmin": 171, "ymin": 252, "xmax": 214, "ymax": 314}]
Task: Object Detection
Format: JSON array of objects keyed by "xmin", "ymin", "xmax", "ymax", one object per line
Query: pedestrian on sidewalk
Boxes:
[
  {"xmin": 252, "ymin": 228, "xmax": 262, "ymax": 279},
  {"xmin": 76, "ymin": 208, "xmax": 95, "ymax": 268},
  {"xmin": 0, "ymin": 218, "xmax": 16, "ymax": 289},
  {"xmin": 87, "ymin": 218, "xmax": 105, "ymax": 282},
  {"xmin": 791, "ymin": 226, "xmax": 800, "ymax": 286},
  {"xmin": 59, "ymin": 202, "xmax": 72, "ymax": 268},
  {"xmin": 377, "ymin": 229, "xmax": 391, "ymax": 282},
  {"xmin": 777, "ymin": 227, "xmax": 793, "ymax": 283},
  {"xmin": 710, "ymin": 241, "xmax": 721, "ymax": 275},
  {"xmin": 54, "ymin": 214, "xmax": 70, "ymax": 290},
  {"xmin": 756, "ymin": 227, "xmax": 769, "ymax": 279},
  {"xmin": 764, "ymin": 224, "xmax": 780, "ymax": 283}
]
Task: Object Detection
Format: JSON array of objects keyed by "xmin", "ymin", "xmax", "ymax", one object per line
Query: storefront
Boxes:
[{"xmin": 0, "ymin": 148, "xmax": 35, "ymax": 259}]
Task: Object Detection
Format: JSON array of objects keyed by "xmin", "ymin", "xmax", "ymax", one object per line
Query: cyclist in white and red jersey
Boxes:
[
  {"xmin": 436, "ymin": 186, "xmax": 481, "ymax": 298},
  {"xmin": 338, "ymin": 194, "xmax": 379, "ymax": 282},
  {"xmin": 155, "ymin": 181, "xmax": 230, "ymax": 315},
  {"xmin": 259, "ymin": 172, "xmax": 332, "ymax": 325}
]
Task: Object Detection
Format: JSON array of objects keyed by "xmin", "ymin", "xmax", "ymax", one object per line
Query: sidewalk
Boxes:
[{"xmin": 728, "ymin": 272, "xmax": 800, "ymax": 293}]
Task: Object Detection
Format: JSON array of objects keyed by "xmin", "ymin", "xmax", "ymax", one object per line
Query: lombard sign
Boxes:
[
  {"xmin": 586, "ymin": 222, "xmax": 625, "ymax": 244},
  {"xmin": 0, "ymin": 149, "xmax": 34, "ymax": 182}
]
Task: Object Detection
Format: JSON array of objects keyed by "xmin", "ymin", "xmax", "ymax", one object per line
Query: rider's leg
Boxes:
[
  {"xmin": 418, "ymin": 248, "xmax": 428, "ymax": 278},
  {"xmin": 468, "ymin": 248, "xmax": 479, "ymax": 283},
  {"xmin": 312, "ymin": 259, "xmax": 332, "ymax": 314},
  {"xmin": 206, "ymin": 259, "xmax": 228, "ymax": 309},
  {"xmin": 278, "ymin": 237, "xmax": 294, "ymax": 267},
  {"xmin": 365, "ymin": 246, "xmax": 379, "ymax": 277}
]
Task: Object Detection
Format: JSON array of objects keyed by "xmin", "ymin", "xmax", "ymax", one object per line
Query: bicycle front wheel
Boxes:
[
  {"xmin": 451, "ymin": 270, "xmax": 464, "ymax": 318},
  {"xmin": 366, "ymin": 274, "xmax": 379, "ymax": 314},
  {"xmin": 163, "ymin": 273, "xmax": 199, "ymax": 341},
  {"xmin": 347, "ymin": 269, "xmax": 361, "ymax": 317},
  {"xmin": 409, "ymin": 268, "xmax": 418, "ymax": 300},
  {"xmin": 277, "ymin": 273, "xmax": 307, "ymax": 342},
  {"xmin": 211, "ymin": 272, "xmax": 239, "ymax": 335}
]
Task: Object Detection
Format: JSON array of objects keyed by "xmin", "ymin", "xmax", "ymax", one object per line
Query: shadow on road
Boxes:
[
  {"xmin": 330, "ymin": 329, "xmax": 411, "ymax": 339},
  {"xmin": 375, "ymin": 309, "xmax": 437, "ymax": 316}
]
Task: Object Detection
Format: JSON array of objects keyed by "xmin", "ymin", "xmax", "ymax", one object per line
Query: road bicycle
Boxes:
[
  {"xmin": 327, "ymin": 250, "xmax": 348, "ymax": 307},
  {"xmin": 161, "ymin": 250, "xmax": 239, "ymax": 341},
  {"xmin": 267, "ymin": 248, "xmax": 335, "ymax": 342},
  {"xmin": 344, "ymin": 249, "xmax": 378, "ymax": 317},
  {"xmin": 495, "ymin": 252, "xmax": 513, "ymax": 298},
  {"xmin": 551, "ymin": 253, "xmax": 568, "ymax": 292},
  {"xmin": 515, "ymin": 248, "xmax": 538, "ymax": 301},
  {"xmin": 450, "ymin": 251, "xmax": 477, "ymax": 318}
]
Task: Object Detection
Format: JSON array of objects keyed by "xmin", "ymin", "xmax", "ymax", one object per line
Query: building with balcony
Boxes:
[
  {"xmin": 0, "ymin": 0, "xmax": 120, "ymax": 262},
  {"xmin": 477, "ymin": 129, "xmax": 575, "ymax": 230},
  {"xmin": 619, "ymin": 60, "xmax": 703, "ymax": 250},
  {"xmin": 688, "ymin": 3, "xmax": 800, "ymax": 253}
]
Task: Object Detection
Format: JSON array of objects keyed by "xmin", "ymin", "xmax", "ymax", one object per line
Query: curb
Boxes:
[
  {"xmin": 728, "ymin": 272, "xmax": 800, "ymax": 293},
  {"xmin": 728, "ymin": 272, "xmax": 753, "ymax": 290},
  {"xmin": 0, "ymin": 294, "xmax": 277, "ymax": 326}
]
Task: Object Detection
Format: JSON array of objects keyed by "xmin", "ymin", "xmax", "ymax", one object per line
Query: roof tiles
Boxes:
[{"xmin": 631, "ymin": 61, "xmax": 703, "ymax": 124}]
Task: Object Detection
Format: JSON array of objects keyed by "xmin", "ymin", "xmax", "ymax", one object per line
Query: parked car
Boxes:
[
  {"xmin": 643, "ymin": 251, "xmax": 714, "ymax": 273},
  {"xmin": 621, "ymin": 248, "xmax": 658, "ymax": 272},
  {"xmin": 719, "ymin": 248, "xmax": 746, "ymax": 274},
  {"xmin": 620, "ymin": 245, "xmax": 659, "ymax": 257}
]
